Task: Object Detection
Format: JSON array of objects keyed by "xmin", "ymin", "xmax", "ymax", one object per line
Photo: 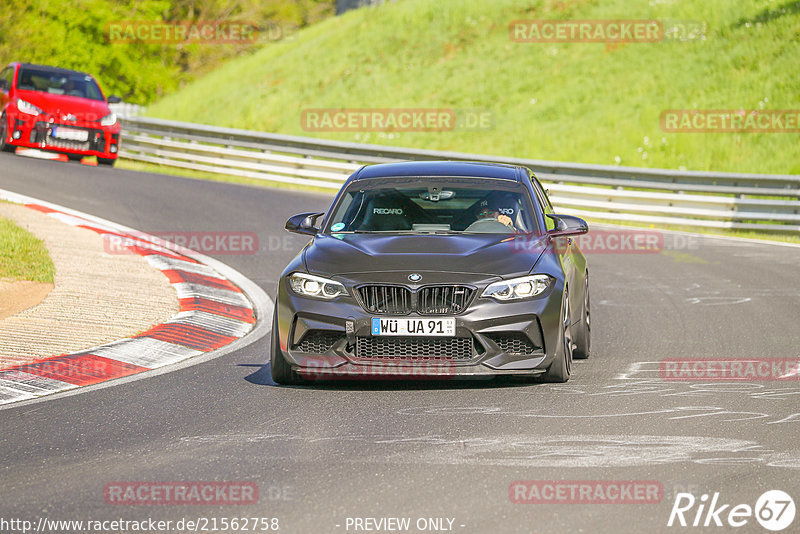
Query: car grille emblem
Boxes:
[
  {"xmin": 64, "ymin": 114, "xmax": 76, "ymax": 122},
  {"xmin": 408, "ymin": 273, "xmax": 422, "ymax": 282}
]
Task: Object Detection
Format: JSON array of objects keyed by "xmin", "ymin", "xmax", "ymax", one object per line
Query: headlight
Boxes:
[
  {"xmin": 481, "ymin": 274, "xmax": 553, "ymax": 301},
  {"xmin": 16, "ymin": 98, "xmax": 41, "ymax": 116},
  {"xmin": 100, "ymin": 112, "xmax": 117, "ymax": 126},
  {"xmin": 289, "ymin": 272, "xmax": 346, "ymax": 299}
]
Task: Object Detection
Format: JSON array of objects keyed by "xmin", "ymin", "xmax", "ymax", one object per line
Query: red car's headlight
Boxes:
[
  {"xmin": 16, "ymin": 98, "xmax": 42, "ymax": 116},
  {"xmin": 99, "ymin": 112, "xmax": 117, "ymax": 126}
]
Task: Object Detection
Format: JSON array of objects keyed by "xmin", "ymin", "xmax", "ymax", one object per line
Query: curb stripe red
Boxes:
[
  {"xmin": 5, "ymin": 354, "xmax": 149, "ymax": 386},
  {"xmin": 177, "ymin": 297, "xmax": 256, "ymax": 323},
  {"xmin": 136, "ymin": 323, "xmax": 239, "ymax": 352}
]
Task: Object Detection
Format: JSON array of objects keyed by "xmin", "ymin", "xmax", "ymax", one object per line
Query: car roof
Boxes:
[
  {"xmin": 351, "ymin": 161, "xmax": 526, "ymax": 182},
  {"xmin": 14, "ymin": 62, "xmax": 93, "ymax": 78}
]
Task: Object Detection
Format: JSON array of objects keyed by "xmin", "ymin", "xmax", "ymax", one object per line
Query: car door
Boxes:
[{"xmin": 529, "ymin": 173, "xmax": 585, "ymax": 316}]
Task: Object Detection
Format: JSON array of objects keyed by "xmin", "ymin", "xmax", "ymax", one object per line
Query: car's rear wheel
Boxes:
[
  {"xmin": 573, "ymin": 273, "xmax": 591, "ymax": 359},
  {"xmin": 270, "ymin": 307, "xmax": 305, "ymax": 385},
  {"xmin": 0, "ymin": 113, "xmax": 15, "ymax": 153},
  {"xmin": 542, "ymin": 288, "xmax": 573, "ymax": 382},
  {"xmin": 98, "ymin": 157, "xmax": 115, "ymax": 167}
]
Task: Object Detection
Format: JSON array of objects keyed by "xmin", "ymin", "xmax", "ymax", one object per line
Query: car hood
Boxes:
[
  {"xmin": 16, "ymin": 90, "xmax": 110, "ymax": 120},
  {"xmin": 303, "ymin": 233, "xmax": 548, "ymax": 278}
]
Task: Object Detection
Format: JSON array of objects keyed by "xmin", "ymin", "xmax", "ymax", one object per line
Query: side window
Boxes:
[
  {"xmin": 530, "ymin": 174, "xmax": 556, "ymax": 231},
  {"xmin": 0, "ymin": 67, "xmax": 12, "ymax": 91}
]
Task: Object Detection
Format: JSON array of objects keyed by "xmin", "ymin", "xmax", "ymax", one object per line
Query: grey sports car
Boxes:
[{"xmin": 271, "ymin": 161, "xmax": 590, "ymax": 384}]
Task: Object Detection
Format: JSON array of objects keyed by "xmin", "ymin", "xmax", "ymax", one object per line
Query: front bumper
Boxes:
[
  {"xmin": 275, "ymin": 273, "xmax": 565, "ymax": 380},
  {"xmin": 4, "ymin": 110, "xmax": 120, "ymax": 159}
]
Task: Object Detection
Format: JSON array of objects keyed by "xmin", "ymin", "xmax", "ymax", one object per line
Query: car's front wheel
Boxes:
[
  {"xmin": 98, "ymin": 157, "xmax": 115, "ymax": 167},
  {"xmin": 270, "ymin": 307, "xmax": 305, "ymax": 385},
  {"xmin": 0, "ymin": 113, "xmax": 15, "ymax": 153},
  {"xmin": 541, "ymin": 288, "xmax": 573, "ymax": 383}
]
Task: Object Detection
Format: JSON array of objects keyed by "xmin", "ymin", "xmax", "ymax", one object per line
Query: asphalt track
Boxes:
[{"xmin": 1, "ymin": 153, "xmax": 799, "ymax": 534}]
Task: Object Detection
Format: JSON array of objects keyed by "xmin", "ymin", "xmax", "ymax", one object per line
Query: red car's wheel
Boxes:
[{"xmin": 0, "ymin": 113, "xmax": 15, "ymax": 153}]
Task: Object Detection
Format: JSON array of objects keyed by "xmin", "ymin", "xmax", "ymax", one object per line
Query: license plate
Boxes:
[
  {"xmin": 372, "ymin": 317, "xmax": 455, "ymax": 336},
  {"xmin": 52, "ymin": 127, "xmax": 88, "ymax": 142}
]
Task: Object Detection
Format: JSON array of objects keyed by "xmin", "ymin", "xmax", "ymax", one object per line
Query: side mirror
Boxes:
[
  {"xmin": 546, "ymin": 214, "xmax": 588, "ymax": 238},
  {"xmin": 285, "ymin": 212, "xmax": 324, "ymax": 236},
  {"xmin": 107, "ymin": 95, "xmax": 122, "ymax": 104},
  {"xmin": 0, "ymin": 79, "xmax": 8, "ymax": 91}
]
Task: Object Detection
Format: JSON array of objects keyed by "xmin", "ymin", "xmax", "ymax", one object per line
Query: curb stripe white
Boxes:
[
  {"xmin": 168, "ymin": 311, "xmax": 254, "ymax": 338},
  {"xmin": 173, "ymin": 283, "xmax": 252, "ymax": 308},
  {"xmin": 86, "ymin": 338, "xmax": 204, "ymax": 369},
  {"xmin": 145, "ymin": 255, "xmax": 221, "ymax": 277}
]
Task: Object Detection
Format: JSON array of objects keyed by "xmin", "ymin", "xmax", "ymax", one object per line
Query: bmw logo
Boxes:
[{"xmin": 408, "ymin": 273, "xmax": 422, "ymax": 282}]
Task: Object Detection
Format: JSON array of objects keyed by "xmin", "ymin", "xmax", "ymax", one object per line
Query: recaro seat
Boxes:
[{"xmin": 359, "ymin": 194, "xmax": 413, "ymax": 231}]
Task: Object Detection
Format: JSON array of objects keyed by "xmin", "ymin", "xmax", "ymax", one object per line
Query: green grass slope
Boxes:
[
  {"xmin": 0, "ymin": 213, "xmax": 55, "ymax": 284},
  {"xmin": 146, "ymin": 0, "xmax": 800, "ymax": 174}
]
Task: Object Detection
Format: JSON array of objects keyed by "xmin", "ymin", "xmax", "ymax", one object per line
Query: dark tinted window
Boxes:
[
  {"xmin": 0, "ymin": 67, "xmax": 13, "ymax": 90},
  {"xmin": 327, "ymin": 178, "xmax": 538, "ymax": 234},
  {"xmin": 529, "ymin": 174, "xmax": 556, "ymax": 231},
  {"xmin": 16, "ymin": 67, "xmax": 104, "ymax": 101}
]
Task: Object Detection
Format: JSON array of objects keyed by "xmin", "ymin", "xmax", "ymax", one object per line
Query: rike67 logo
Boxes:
[{"xmin": 668, "ymin": 490, "xmax": 795, "ymax": 531}]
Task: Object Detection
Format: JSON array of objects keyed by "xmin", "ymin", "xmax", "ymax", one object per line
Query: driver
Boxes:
[{"xmin": 475, "ymin": 199, "xmax": 515, "ymax": 229}]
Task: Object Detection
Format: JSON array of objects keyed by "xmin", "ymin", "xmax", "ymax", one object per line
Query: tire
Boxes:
[
  {"xmin": 0, "ymin": 113, "xmax": 15, "ymax": 153},
  {"xmin": 66, "ymin": 153, "xmax": 83, "ymax": 162},
  {"xmin": 542, "ymin": 288, "xmax": 573, "ymax": 383},
  {"xmin": 98, "ymin": 157, "xmax": 116, "ymax": 167},
  {"xmin": 573, "ymin": 273, "xmax": 591, "ymax": 360},
  {"xmin": 270, "ymin": 306, "xmax": 304, "ymax": 385}
]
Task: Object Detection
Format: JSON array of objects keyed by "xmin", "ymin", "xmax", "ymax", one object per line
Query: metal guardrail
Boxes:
[{"xmin": 119, "ymin": 116, "xmax": 800, "ymax": 232}]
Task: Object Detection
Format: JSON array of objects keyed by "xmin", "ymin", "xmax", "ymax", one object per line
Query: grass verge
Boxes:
[{"xmin": 0, "ymin": 211, "xmax": 56, "ymax": 283}]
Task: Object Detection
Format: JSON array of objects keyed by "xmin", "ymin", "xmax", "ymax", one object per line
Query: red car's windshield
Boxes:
[{"xmin": 16, "ymin": 67, "xmax": 105, "ymax": 101}]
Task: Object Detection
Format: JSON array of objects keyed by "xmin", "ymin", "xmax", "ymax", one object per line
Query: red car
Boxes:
[{"xmin": 0, "ymin": 62, "xmax": 121, "ymax": 166}]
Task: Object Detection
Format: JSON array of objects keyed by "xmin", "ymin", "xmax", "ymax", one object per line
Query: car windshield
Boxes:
[
  {"xmin": 326, "ymin": 178, "xmax": 539, "ymax": 234},
  {"xmin": 16, "ymin": 67, "xmax": 105, "ymax": 101}
]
